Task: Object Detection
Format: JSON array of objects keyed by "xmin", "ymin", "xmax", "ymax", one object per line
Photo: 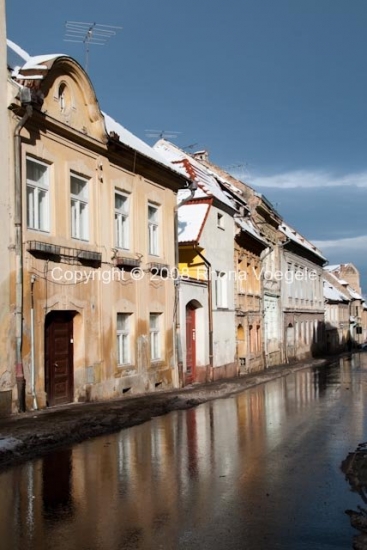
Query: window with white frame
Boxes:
[
  {"xmin": 71, "ymin": 173, "xmax": 89, "ymax": 240},
  {"xmin": 150, "ymin": 313, "xmax": 161, "ymax": 361},
  {"xmin": 215, "ymin": 272, "xmax": 228, "ymax": 308},
  {"xmin": 26, "ymin": 157, "xmax": 50, "ymax": 232},
  {"xmin": 115, "ymin": 191, "xmax": 129, "ymax": 249},
  {"xmin": 148, "ymin": 203, "xmax": 159, "ymax": 256},
  {"xmin": 117, "ymin": 313, "xmax": 131, "ymax": 365}
]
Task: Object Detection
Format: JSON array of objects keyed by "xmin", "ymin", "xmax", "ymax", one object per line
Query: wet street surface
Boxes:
[{"xmin": 1, "ymin": 354, "xmax": 367, "ymax": 550}]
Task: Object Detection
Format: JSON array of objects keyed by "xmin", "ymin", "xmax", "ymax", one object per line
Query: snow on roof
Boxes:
[
  {"xmin": 323, "ymin": 279, "xmax": 349, "ymax": 302},
  {"xmin": 327, "ymin": 269, "xmax": 364, "ymax": 300},
  {"xmin": 279, "ymin": 222, "xmax": 326, "ymax": 261},
  {"xmin": 214, "ymin": 173, "xmax": 244, "ymax": 196},
  {"xmin": 8, "ymin": 44, "xmax": 67, "ymax": 78},
  {"xmin": 21, "ymin": 54, "xmax": 65, "ymax": 70},
  {"xmin": 347, "ymin": 286, "xmax": 363, "ymax": 301},
  {"xmin": 103, "ymin": 113, "xmax": 189, "ymax": 179},
  {"xmin": 154, "ymin": 140, "xmax": 235, "ymax": 209},
  {"xmin": 324, "ymin": 264, "xmax": 341, "ymax": 272},
  {"xmin": 7, "ymin": 39, "xmax": 30, "ymax": 63},
  {"xmin": 235, "ymin": 218, "xmax": 268, "ymax": 247},
  {"xmin": 178, "ymin": 203, "xmax": 210, "ymax": 243}
]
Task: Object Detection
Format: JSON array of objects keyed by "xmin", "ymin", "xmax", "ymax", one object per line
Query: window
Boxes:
[
  {"xmin": 117, "ymin": 313, "xmax": 131, "ymax": 365},
  {"xmin": 217, "ymin": 212, "xmax": 224, "ymax": 229},
  {"xmin": 215, "ymin": 272, "xmax": 228, "ymax": 308},
  {"xmin": 148, "ymin": 203, "xmax": 159, "ymax": 255},
  {"xmin": 71, "ymin": 174, "xmax": 88, "ymax": 240},
  {"xmin": 26, "ymin": 158, "xmax": 49, "ymax": 232},
  {"xmin": 58, "ymin": 83, "xmax": 71, "ymax": 114},
  {"xmin": 115, "ymin": 192, "xmax": 129, "ymax": 249},
  {"xmin": 150, "ymin": 313, "xmax": 161, "ymax": 361}
]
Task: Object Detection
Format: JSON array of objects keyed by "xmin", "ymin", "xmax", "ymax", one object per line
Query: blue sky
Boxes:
[{"xmin": 6, "ymin": 0, "xmax": 367, "ymax": 287}]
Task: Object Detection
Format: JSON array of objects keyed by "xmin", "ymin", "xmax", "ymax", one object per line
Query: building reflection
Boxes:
[{"xmin": 0, "ymin": 355, "xmax": 366, "ymax": 549}]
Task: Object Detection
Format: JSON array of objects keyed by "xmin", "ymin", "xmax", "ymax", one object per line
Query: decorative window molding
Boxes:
[
  {"xmin": 115, "ymin": 191, "xmax": 129, "ymax": 249},
  {"xmin": 26, "ymin": 157, "xmax": 50, "ymax": 232},
  {"xmin": 70, "ymin": 173, "xmax": 89, "ymax": 241},
  {"xmin": 117, "ymin": 313, "xmax": 132, "ymax": 366},
  {"xmin": 150, "ymin": 313, "xmax": 161, "ymax": 361},
  {"xmin": 148, "ymin": 203, "xmax": 159, "ymax": 256}
]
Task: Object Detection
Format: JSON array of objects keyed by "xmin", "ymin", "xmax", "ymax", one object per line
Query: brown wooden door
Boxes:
[
  {"xmin": 186, "ymin": 304, "xmax": 196, "ymax": 382},
  {"xmin": 45, "ymin": 312, "xmax": 74, "ymax": 407}
]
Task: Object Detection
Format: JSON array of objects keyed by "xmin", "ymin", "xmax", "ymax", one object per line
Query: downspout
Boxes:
[
  {"xmin": 259, "ymin": 245, "xmax": 273, "ymax": 369},
  {"xmin": 30, "ymin": 275, "xmax": 38, "ymax": 410},
  {"xmin": 194, "ymin": 248, "xmax": 213, "ymax": 382},
  {"xmin": 174, "ymin": 183, "xmax": 197, "ymax": 387},
  {"xmin": 14, "ymin": 104, "xmax": 33, "ymax": 412}
]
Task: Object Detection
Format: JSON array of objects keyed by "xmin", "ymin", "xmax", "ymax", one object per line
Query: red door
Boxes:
[
  {"xmin": 45, "ymin": 312, "xmax": 74, "ymax": 407},
  {"xmin": 186, "ymin": 304, "xmax": 196, "ymax": 382}
]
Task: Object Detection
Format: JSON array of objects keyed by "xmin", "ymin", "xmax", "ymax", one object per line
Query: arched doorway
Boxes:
[
  {"xmin": 237, "ymin": 323, "xmax": 246, "ymax": 372},
  {"xmin": 45, "ymin": 310, "xmax": 75, "ymax": 407},
  {"xmin": 186, "ymin": 301, "xmax": 198, "ymax": 383}
]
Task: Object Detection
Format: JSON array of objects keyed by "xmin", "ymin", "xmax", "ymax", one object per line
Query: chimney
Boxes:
[{"xmin": 192, "ymin": 150, "xmax": 209, "ymax": 162}]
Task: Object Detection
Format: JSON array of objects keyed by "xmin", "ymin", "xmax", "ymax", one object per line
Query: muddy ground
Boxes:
[
  {"xmin": 0, "ymin": 358, "xmax": 331, "ymax": 472},
  {"xmin": 342, "ymin": 442, "xmax": 367, "ymax": 550}
]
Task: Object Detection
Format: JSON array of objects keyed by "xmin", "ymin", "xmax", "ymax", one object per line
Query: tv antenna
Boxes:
[
  {"xmin": 145, "ymin": 130, "xmax": 181, "ymax": 140},
  {"xmin": 64, "ymin": 21, "xmax": 122, "ymax": 72},
  {"xmin": 226, "ymin": 162, "xmax": 252, "ymax": 180},
  {"xmin": 182, "ymin": 142, "xmax": 199, "ymax": 151}
]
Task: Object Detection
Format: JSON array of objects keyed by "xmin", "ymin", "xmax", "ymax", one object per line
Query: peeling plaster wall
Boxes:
[
  {"xmin": 5, "ymin": 59, "xmax": 180, "ymax": 410},
  {"xmin": 0, "ymin": 1, "xmax": 14, "ymax": 406}
]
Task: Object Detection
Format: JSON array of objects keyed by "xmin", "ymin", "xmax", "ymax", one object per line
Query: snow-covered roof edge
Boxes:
[
  {"xmin": 280, "ymin": 222, "xmax": 326, "ymax": 262},
  {"xmin": 103, "ymin": 113, "xmax": 189, "ymax": 180}
]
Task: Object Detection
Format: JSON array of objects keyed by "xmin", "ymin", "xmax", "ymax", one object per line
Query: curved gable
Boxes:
[
  {"xmin": 15, "ymin": 55, "xmax": 107, "ymax": 143},
  {"xmin": 30, "ymin": 56, "xmax": 106, "ymax": 143}
]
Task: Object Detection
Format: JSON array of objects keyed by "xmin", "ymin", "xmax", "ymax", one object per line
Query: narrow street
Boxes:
[{"xmin": 1, "ymin": 354, "xmax": 367, "ymax": 550}]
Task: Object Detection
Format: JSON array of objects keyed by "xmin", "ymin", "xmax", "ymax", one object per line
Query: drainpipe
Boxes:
[
  {"xmin": 30, "ymin": 275, "xmax": 38, "ymax": 410},
  {"xmin": 174, "ymin": 183, "xmax": 197, "ymax": 387},
  {"xmin": 14, "ymin": 103, "xmax": 33, "ymax": 412},
  {"xmin": 259, "ymin": 245, "xmax": 273, "ymax": 369},
  {"xmin": 194, "ymin": 248, "xmax": 213, "ymax": 382}
]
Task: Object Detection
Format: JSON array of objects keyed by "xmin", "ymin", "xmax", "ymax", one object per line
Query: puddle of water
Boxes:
[{"xmin": 1, "ymin": 354, "xmax": 367, "ymax": 550}]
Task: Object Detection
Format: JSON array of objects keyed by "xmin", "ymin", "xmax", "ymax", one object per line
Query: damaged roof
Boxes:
[
  {"xmin": 280, "ymin": 222, "xmax": 326, "ymax": 262},
  {"xmin": 154, "ymin": 139, "xmax": 235, "ymax": 210}
]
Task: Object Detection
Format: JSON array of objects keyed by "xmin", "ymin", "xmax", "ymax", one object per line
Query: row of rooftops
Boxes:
[
  {"xmin": 6, "ymin": 39, "xmax": 342, "ymax": 269},
  {"xmin": 323, "ymin": 265, "xmax": 366, "ymax": 309}
]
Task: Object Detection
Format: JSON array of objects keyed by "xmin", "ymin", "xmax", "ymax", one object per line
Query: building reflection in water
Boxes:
[{"xmin": 0, "ymin": 355, "xmax": 367, "ymax": 549}]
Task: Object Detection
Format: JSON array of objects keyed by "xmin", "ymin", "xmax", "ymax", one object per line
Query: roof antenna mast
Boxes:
[
  {"xmin": 64, "ymin": 21, "xmax": 122, "ymax": 72},
  {"xmin": 145, "ymin": 130, "xmax": 181, "ymax": 141}
]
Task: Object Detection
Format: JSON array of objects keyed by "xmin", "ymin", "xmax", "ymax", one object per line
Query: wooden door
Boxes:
[
  {"xmin": 45, "ymin": 312, "xmax": 74, "ymax": 407},
  {"xmin": 286, "ymin": 324, "xmax": 295, "ymax": 360},
  {"xmin": 186, "ymin": 304, "xmax": 196, "ymax": 382}
]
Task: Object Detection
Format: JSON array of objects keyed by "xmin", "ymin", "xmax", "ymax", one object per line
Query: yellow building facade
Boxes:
[{"xmin": 3, "ymin": 50, "xmax": 188, "ymax": 412}]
